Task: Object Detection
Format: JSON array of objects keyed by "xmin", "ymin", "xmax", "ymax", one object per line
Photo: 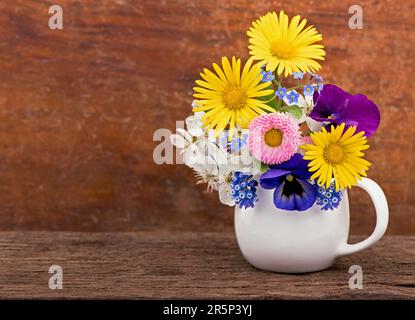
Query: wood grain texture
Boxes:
[
  {"xmin": 0, "ymin": 232, "xmax": 413, "ymax": 299},
  {"xmin": 0, "ymin": 0, "xmax": 413, "ymax": 233}
]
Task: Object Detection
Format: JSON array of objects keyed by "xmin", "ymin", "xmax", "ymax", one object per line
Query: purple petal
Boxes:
[
  {"xmin": 310, "ymin": 84, "xmax": 350, "ymax": 122},
  {"xmin": 310, "ymin": 84, "xmax": 380, "ymax": 137},
  {"xmin": 339, "ymin": 94, "xmax": 380, "ymax": 137}
]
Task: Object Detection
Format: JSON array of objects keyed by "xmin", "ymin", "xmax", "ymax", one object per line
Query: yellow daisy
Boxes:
[
  {"xmin": 301, "ymin": 123, "xmax": 371, "ymax": 191},
  {"xmin": 193, "ymin": 56, "xmax": 275, "ymax": 140},
  {"xmin": 247, "ymin": 11, "xmax": 325, "ymax": 76}
]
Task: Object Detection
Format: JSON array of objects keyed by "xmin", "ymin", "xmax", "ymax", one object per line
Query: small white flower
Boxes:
[
  {"xmin": 193, "ymin": 161, "xmax": 221, "ymax": 190},
  {"xmin": 185, "ymin": 112, "xmax": 205, "ymax": 137},
  {"xmin": 171, "ymin": 114, "xmax": 260, "ymax": 207},
  {"xmin": 218, "ymin": 185, "xmax": 235, "ymax": 206},
  {"xmin": 305, "ymin": 117, "xmax": 324, "ymax": 132},
  {"xmin": 283, "ymin": 93, "xmax": 314, "ymax": 124},
  {"xmin": 170, "ymin": 128, "xmax": 191, "ymax": 149},
  {"xmin": 170, "ymin": 127, "xmax": 202, "ymax": 168}
]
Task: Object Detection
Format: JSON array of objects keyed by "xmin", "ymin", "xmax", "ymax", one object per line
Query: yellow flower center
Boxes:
[
  {"xmin": 264, "ymin": 128, "xmax": 283, "ymax": 147},
  {"xmin": 270, "ymin": 40, "xmax": 295, "ymax": 59},
  {"xmin": 286, "ymin": 174, "xmax": 294, "ymax": 182},
  {"xmin": 223, "ymin": 87, "xmax": 246, "ymax": 110},
  {"xmin": 325, "ymin": 144, "xmax": 345, "ymax": 164}
]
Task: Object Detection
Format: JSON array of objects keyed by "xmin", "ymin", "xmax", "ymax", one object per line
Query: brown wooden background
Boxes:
[{"xmin": 0, "ymin": 0, "xmax": 413, "ymax": 234}]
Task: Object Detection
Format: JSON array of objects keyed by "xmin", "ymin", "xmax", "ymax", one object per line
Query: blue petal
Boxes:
[
  {"xmin": 291, "ymin": 168, "xmax": 313, "ymax": 180},
  {"xmin": 270, "ymin": 153, "xmax": 309, "ymax": 172},
  {"xmin": 260, "ymin": 176, "xmax": 284, "ymax": 190},
  {"xmin": 260, "ymin": 168, "xmax": 291, "ymax": 180},
  {"xmin": 273, "ymin": 182, "xmax": 296, "ymax": 210},
  {"xmin": 272, "ymin": 179, "xmax": 316, "ymax": 211},
  {"xmin": 260, "ymin": 168, "xmax": 290, "ymax": 190},
  {"xmin": 294, "ymin": 180, "xmax": 317, "ymax": 211}
]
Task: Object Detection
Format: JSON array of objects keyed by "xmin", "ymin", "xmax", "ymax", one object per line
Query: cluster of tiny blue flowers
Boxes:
[
  {"xmin": 220, "ymin": 132, "xmax": 248, "ymax": 153},
  {"xmin": 309, "ymin": 72, "xmax": 324, "ymax": 93},
  {"xmin": 275, "ymin": 87, "xmax": 303, "ymax": 104},
  {"xmin": 292, "ymin": 71, "xmax": 305, "ymax": 80},
  {"xmin": 289, "ymin": 72, "xmax": 325, "ymax": 96},
  {"xmin": 315, "ymin": 182, "xmax": 342, "ymax": 211},
  {"xmin": 260, "ymin": 70, "xmax": 275, "ymax": 82},
  {"xmin": 231, "ymin": 172, "xmax": 258, "ymax": 209},
  {"xmin": 272, "ymin": 71, "xmax": 325, "ymax": 104},
  {"xmin": 309, "ymin": 72, "xmax": 323, "ymax": 83}
]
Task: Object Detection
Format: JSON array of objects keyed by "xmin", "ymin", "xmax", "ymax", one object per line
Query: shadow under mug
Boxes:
[{"xmin": 234, "ymin": 178, "xmax": 389, "ymax": 273}]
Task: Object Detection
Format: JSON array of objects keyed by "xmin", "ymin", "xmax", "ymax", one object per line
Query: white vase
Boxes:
[{"xmin": 234, "ymin": 178, "xmax": 389, "ymax": 273}]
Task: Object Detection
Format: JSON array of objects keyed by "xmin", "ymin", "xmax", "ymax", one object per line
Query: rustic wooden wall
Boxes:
[{"xmin": 0, "ymin": 0, "xmax": 413, "ymax": 234}]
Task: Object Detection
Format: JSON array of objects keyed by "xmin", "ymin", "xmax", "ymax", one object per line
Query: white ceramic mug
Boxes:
[{"xmin": 234, "ymin": 178, "xmax": 389, "ymax": 273}]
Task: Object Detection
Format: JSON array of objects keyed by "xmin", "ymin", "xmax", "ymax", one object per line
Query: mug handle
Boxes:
[{"xmin": 337, "ymin": 177, "xmax": 389, "ymax": 256}]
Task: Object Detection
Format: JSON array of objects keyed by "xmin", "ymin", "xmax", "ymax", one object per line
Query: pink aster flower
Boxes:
[{"xmin": 248, "ymin": 113, "xmax": 301, "ymax": 165}]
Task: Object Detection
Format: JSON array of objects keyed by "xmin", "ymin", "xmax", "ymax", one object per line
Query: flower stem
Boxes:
[{"xmin": 287, "ymin": 85, "xmax": 303, "ymax": 91}]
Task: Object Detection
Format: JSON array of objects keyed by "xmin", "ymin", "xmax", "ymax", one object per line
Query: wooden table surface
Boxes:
[{"xmin": 0, "ymin": 232, "xmax": 413, "ymax": 299}]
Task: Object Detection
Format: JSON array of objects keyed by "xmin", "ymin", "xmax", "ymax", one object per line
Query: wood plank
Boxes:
[{"xmin": 0, "ymin": 232, "xmax": 413, "ymax": 299}]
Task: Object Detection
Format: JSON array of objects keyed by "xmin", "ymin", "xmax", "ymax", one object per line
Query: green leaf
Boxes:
[
  {"xmin": 258, "ymin": 82, "xmax": 278, "ymax": 111},
  {"xmin": 260, "ymin": 162, "xmax": 269, "ymax": 174},
  {"xmin": 281, "ymin": 105, "xmax": 303, "ymax": 120}
]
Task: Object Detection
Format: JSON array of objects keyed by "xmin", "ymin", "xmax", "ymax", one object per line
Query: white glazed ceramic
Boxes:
[{"xmin": 234, "ymin": 178, "xmax": 389, "ymax": 273}]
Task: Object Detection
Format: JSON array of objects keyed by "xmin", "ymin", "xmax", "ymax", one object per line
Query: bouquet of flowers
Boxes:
[{"xmin": 171, "ymin": 11, "xmax": 380, "ymax": 212}]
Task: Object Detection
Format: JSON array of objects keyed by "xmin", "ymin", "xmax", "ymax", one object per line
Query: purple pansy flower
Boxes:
[
  {"xmin": 309, "ymin": 84, "xmax": 380, "ymax": 137},
  {"xmin": 260, "ymin": 154, "xmax": 316, "ymax": 211}
]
